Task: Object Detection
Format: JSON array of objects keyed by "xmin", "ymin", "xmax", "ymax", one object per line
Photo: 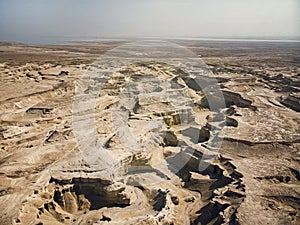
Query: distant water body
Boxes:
[
  {"xmin": 173, "ymin": 37, "xmax": 300, "ymax": 43},
  {"xmin": 3, "ymin": 36, "xmax": 300, "ymax": 45},
  {"xmin": 1, "ymin": 36, "xmax": 129, "ymax": 45}
]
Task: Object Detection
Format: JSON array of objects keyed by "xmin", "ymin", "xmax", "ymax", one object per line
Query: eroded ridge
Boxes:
[
  {"xmin": 1, "ymin": 41, "xmax": 299, "ymax": 225},
  {"xmin": 13, "ymin": 62, "xmax": 247, "ymax": 225}
]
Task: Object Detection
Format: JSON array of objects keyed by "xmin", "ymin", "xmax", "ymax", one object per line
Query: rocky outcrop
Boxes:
[{"xmin": 280, "ymin": 93, "xmax": 300, "ymax": 112}]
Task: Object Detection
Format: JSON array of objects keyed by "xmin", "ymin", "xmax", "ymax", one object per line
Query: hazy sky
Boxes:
[{"xmin": 0, "ymin": 0, "xmax": 299, "ymax": 43}]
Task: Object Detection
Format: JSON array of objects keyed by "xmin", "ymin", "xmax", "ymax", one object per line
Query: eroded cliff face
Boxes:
[{"xmin": 0, "ymin": 42, "xmax": 299, "ymax": 225}]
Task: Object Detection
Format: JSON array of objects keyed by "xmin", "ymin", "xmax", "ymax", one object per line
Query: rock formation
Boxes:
[{"xmin": 0, "ymin": 40, "xmax": 299, "ymax": 225}]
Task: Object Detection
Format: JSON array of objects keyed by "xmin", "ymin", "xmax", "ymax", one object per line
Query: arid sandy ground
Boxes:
[{"xmin": 0, "ymin": 40, "xmax": 299, "ymax": 225}]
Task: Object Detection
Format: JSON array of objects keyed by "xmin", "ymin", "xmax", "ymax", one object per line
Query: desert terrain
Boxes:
[{"xmin": 0, "ymin": 39, "xmax": 299, "ymax": 225}]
